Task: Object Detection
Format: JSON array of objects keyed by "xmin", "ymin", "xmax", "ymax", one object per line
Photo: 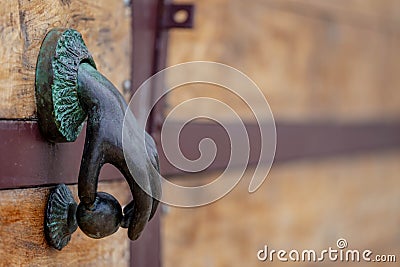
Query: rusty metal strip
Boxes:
[
  {"xmin": 157, "ymin": 121, "xmax": 400, "ymax": 176},
  {"xmin": 0, "ymin": 120, "xmax": 399, "ymax": 188},
  {"xmin": 129, "ymin": 0, "xmax": 166, "ymax": 266},
  {"xmin": 0, "ymin": 120, "xmax": 122, "ymax": 190}
]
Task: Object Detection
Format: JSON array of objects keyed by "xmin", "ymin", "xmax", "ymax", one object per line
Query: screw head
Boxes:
[{"xmin": 122, "ymin": 79, "xmax": 132, "ymax": 94}]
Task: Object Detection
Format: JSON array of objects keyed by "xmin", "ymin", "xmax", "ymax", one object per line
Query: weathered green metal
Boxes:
[
  {"xmin": 35, "ymin": 28, "xmax": 96, "ymax": 142},
  {"xmin": 37, "ymin": 28, "xmax": 161, "ymax": 250},
  {"xmin": 44, "ymin": 184, "xmax": 78, "ymax": 250}
]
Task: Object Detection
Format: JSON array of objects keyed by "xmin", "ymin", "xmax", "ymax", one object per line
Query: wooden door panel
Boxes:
[
  {"xmin": 0, "ymin": 0, "xmax": 164, "ymax": 266},
  {"xmin": 0, "ymin": 181, "xmax": 131, "ymax": 266},
  {"xmin": 167, "ymin": 0, "xmax": 400, "ymax": 122},
  {"xmin": 163, "ymin": 151, "xmax": 400, "ymax": 267},
  {"xmin": 0, "ymin": 0, "xmax": 132, "ymax": 119}
]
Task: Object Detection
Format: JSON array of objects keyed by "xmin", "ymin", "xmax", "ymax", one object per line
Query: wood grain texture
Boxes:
[
  {"xmin": 0, "ymin": 181, "xmax": 131, "ymax": 266},
  {"xmin": 163, "ymin": 150, "xmax": 400, "ymax": 267},
  {"xmin": 166, "ymin": 0, "xmax": 400, "ymax": 122},
  {"xmin": 0, "ymin": 0, "xmax": 131, "ymax": 119}
]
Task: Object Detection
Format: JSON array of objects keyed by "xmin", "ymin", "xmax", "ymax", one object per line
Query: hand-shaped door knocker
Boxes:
[{"xmin": 35, "ymin": 29, "xmax": 161, "ymax": 250}]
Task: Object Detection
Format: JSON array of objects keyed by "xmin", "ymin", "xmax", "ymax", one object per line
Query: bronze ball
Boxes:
[{"xmin": 77, "ymin": 192, "xmax": 122, "ymax": 239}]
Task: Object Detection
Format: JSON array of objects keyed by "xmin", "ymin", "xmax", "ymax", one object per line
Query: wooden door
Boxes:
[
  {"xmin": 0, "ymin": 0, "xmax": 165, "ymax": 266},
  {"xmin": 161, "ymin": 1, "xmax": 400, "ymax": 266}
]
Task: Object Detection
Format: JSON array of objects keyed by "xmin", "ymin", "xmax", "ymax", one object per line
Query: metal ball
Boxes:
[{"xmin": 77, "ymin": 192, "xmax": 122, "ymax": 239}]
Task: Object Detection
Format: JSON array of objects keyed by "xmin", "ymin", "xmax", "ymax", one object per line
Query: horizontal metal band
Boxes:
[
  {"xmin": 1, "ymin": 120, "xmax": 399, "ymax": 189},
  {"xmin": 157, "ymin": 120, "xmax": 400, "ymax": 176},
  {"xmin": 0, "ymin": 120, "xmax": 122, "ymax": 190}
]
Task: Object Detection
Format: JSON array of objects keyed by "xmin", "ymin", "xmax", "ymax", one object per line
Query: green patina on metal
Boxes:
[
  {"xmin": 35, "ymin": 28, "xmax": 96, "ymax": 142},
  {"xmin": 45, "ymin": 184, "xmax": 78, "ymax": 250},
  {"xmin": 52, "ymin": 29, "xmax": 96, "ymax": 141}
]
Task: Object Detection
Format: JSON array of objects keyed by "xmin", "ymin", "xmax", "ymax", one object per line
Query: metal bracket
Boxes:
[{"xmin": 161, "ymin": 3, "xmax": 195, "ymax": 29}]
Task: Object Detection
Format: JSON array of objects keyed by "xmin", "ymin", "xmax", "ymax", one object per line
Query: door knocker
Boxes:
[{"xmin": 35, "ymin": 28, "xmax": 161, "ymax": 250}]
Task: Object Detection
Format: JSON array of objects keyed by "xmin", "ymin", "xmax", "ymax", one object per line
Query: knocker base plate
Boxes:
[{"xmin": 35, "ymin": 28, "xmax": 96, "ymax": 143}]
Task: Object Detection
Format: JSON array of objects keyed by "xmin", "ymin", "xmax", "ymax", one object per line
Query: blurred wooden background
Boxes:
[
  {"xmin": 166, "ymin": 0, "xmax": 400, "ymax": 123},
  {"xmin": 162, "ymin": 0, "xmax": 400, "ymax": 266}
]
